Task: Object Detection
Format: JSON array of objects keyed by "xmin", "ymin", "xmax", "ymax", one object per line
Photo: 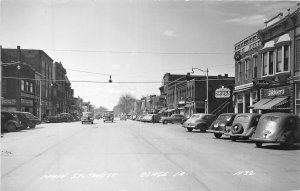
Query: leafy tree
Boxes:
[{"xmin": 114, "ymin": 94, "xmax": 136, "ymax": 115}]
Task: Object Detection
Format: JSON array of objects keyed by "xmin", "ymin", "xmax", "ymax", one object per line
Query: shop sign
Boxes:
[
  {"xmin": 253, "ymin": 79, "xmax": 270, "ymax": 87},
  {"xmin": 215, "ymin": 86, "xmax": 231, "ymax": 98},
  {"xmin": 262, "ymin": 86, "xmax": 290, "ymax": 98},
  {"xmin": 21, "ymin": 92, "xmax": 35, "ymax": 99},
  {"xmin": 21, "ymin": 99, "xmax": 33, "ymax": 106},
  {"xmin": 2, "ymin": 99, "xmax": 16, "ymax": 105}
]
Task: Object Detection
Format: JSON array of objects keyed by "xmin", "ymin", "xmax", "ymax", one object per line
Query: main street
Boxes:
[{"xmin": 1, "ymin": 120, "xmax": 300, "ymax": 191}]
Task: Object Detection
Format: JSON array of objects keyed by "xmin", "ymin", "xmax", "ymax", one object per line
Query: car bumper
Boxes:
[
  {"xmin": 250, "ymin": 137, "xmax": 284, "ymax": 143},
  {"xmin": 207, "ymin": 130, "xmax": 226, "ymax": 134}
]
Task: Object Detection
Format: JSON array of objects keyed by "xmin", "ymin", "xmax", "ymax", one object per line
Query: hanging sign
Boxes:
[{"xmin": 215, "ymin": 86, "xmax": 231, "ymax": 98}]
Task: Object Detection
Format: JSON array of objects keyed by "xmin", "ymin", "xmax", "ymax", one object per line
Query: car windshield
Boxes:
[
  {"xmin": 218, "ymin": 114, "xmax": 232, "ymax": 121},
  {"xmin": 190, "ymin": 114, "xmax": 203, "ymax": 119},
  {"xmin": 235, "ymin": 115, "xmax": 251, "ymax": 122},
  {"xmin": 262, "ymin": 116, "xmax": 280, "ymax": 122},
  {"xmin": 83, "ymin": 112, "xmax": 93, "ymax": 117},
  {"xmin": 24, "ymin": 113, "xmax": 35, "ymax": 118}
]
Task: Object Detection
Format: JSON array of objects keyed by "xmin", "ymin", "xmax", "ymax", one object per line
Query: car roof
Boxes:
[
  {"xmin": 261, "ymin": 112, "xmax": 299, "ymax": 118},
  {"xmin": 236, "ymin": 113, "xmax": 260, "ymax": 117}
]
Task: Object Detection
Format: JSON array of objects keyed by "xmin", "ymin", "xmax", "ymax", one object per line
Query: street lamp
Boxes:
[{"xmin": 191, "ymin": 67, "xmax": 209, "ymax": 114}]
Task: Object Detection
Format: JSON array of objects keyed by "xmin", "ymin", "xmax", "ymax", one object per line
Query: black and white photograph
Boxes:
[{"xmin": 1, "ymin": 0, "xmax": 300, "ymax": 191}]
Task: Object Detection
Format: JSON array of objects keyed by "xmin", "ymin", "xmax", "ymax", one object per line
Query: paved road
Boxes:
[{"xmin": 1, "ymin": 119, "xmax": 300, "ymax": 191}]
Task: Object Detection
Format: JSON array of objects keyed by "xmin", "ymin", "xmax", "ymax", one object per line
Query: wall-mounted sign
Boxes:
[
  {"xmin": 2, "ymin": 99, "xmax": 16, "ymax": 105},
  {"xmin": 21, "ymin": 99, "xmax": 33, "ymax": 106},
  {"xmin": 215, "ymin": 86, "xmax": 231, "ymax": 98},
  {"xmin": 253, "ymin": 79, "xmax": 270, "ymax": 87},
  {"xmin": 262, "ymin": 86, "xmax": 290, "ymax": 98}
]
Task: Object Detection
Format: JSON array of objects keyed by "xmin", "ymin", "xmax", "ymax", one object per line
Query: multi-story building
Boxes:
[
  {"xmin": 234, "ymin": 6, "xmax": 300, "ymax": 116},
  {"xmin": 52, "ymin": 61, "xmax": 67, "ymax": 114},
  {"xmin": 1, "ymin": 46, "xmax": 54, "ymax": 116},
  {"xmin": 160, "ymin": 73, "xmax": 235, "ymax": 117},
  {"xmin": 233, "ymin": 32, "xmax": 262, "ymax": 113}
]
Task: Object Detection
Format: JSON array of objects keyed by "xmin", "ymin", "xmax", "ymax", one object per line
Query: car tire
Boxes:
[
  {"xmin": 281, "ymin": 136, "xmax": 294, "ymax": 149},
  {"xmin": 82, "ymin": 122, "xmax": 83, "ymax": 124},
  {"xmin": 230, "ymin": 136, "xmax": 237, "ymax": 141},
  {"xmin": 91, "ymin": 121, "xmax": 93, "ymax": 124},
  {"xmin": 255, "ymin": 142, "xmax": 263, "ymax": 148},
  {"xmin": 29, "ymin": 123, "xmax": 36, "ymax": 128},
  {"xmin": 21, "ymin": 122, "xmax": 28, "ymax": 129},
  {"xmin": 231, "ymin": 123, "xmax": 243, "ymax": 134},
  {"xmin": 187, "ymin": 127, "xmax": 193, "ymax": 132},
  {"xmin": 6, "ymin": 123, "xmax": 17, "ymax": 132},
  {"xmin": 163, "ymin": 120, "xmax": 168, "ymax": 124},
  {"xmin": 214, "ymin": 133, "xmax": 222, "ymax": 139}
]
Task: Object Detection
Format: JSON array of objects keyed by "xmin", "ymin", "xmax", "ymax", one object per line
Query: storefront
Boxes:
[
  {"xmin": 234, "ymin": 83, "xmax": 258, "ymax": 113},
  {"xmin": 249, "ymin": 85, "xmax": 291, "ymax": 113},
  {"xmin": 295, "ymin": 80, "xmax": 300, "ymax": 116}
]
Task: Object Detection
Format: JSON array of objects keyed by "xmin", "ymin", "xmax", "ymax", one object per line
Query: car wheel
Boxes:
[
  {"xmin": 6, "ymin": 123, "xmax": 17, "ymax": 132},
  {"xmin": 29, "ymin": 122, "xmax": 36, "ymax": 128},
  {"xmin": 21, "ymin": 122, "xmax": 28, "ymax": 129},
  {"xmin": 281, "ymin": 136, "xmax": 294, "ymax": 149},
  {"xmin": 230, "ymin": 136, "xmax": 237, "ymax": 141},
  {"xmin": 255, "ymin": 142, "xmax": 263, "ymax": 148},
  {"xmin": 214, "ymin": 133, "xmax": 222, "ymax": 139},
  {"xmin": 187, "ymin": 127, "xmax": 193, "ymax": 132},
  {"xmin": 91, "ymin": 121, "xmax": 93, "ymax": 124},
  {"xmin": 200, "ymin": 128, "xmax": 206, "ymax": 132},
  {"xmin": 163, "ymin": 120, "xmax": 168, "ymax": 124}
]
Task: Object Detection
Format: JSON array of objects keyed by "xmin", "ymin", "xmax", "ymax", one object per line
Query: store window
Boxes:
[
  {"xmin": 2, "ymin": 79, "xmax": 7, "ymax": 94},
  {"xmin": 26, "ymin": 81, "xmax": 29, "ymax": 92},
  {"xmin": 269, "ymin": 51, "xmax": 274, "ymax": 75},
  {"xmin": 238, "ymin": 62, "xmax": 242, "ymax": 82},
  {"xmin": 296, "ymin": 82, "xmax": 300, "ymax": 117},
  {"xmin": 296, "ymin": 39, "xmax": 300, "ymax": 73},
  {"xmin": 30, "ymin": 83, "xmax": 33, "ymax": 93}
]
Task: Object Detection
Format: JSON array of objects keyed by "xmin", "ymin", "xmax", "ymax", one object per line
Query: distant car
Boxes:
[
  {"xmin": 207, "ymin": 113, "xmax": 237, "ymax": 138},
  {"xmin": 103, "ymin": 111, "xmax": 114, "ymax": 122},
  {"xmin": 251, "ymin": 113, "xmax": 300, "ymax": 149},
  {"xmin": 182, "ymin": 113, "xmax": 216, "ymax": 132},
  {"xmin": 44, "ymin": 115, "xmax": 62, "ymax": 123},
  {"xmin": 143, "ymin": 114, "xmax": 160, "ymax": 123},
  {"xmin": 224, "ymin": 113, "xmax": 261, "ymax": 141},
  {"xmin": 160, "ymin": 114, "xmax": 186, "ymax": 124},
  {"xmin": 11, "ymin": 111, "xmax": 41, "ymax": 129},
  {"xmin": 59, "ymin": 113, "xmax": 75, "ymax": 122},
  {"xmin": 120, "ymin": 114, "xmax": 127, "ymax": 121},
  {"xmin": 1, "ymin": 111, "xmax": 21, "ymax": 132},
  {"xmin": 81, "ymin": 112, "xmax": 94, "ymax": 124}
]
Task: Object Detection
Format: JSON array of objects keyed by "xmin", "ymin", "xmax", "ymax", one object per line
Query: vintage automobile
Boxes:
[
  {"xmin": 103, "ymin": 111, "xmax": 114, "ymax": 122},
  {"xmin": 59, "ymin": 113, "xmax": 75, "ymax": 122},
  {"xmin": 120, "ymin": 114, "xmax": 127, "ymax": 121},
  {"xmin": 81, "ymin": 112, "xmax": 94, "ymax": 124},
  {"xmin": 207, "ymin": 113, "xmax": 237, "ymax": 138},
  {"xmin": 225, "ymin": 113, "xmax": 261, "ymax": 141},
  {"xmin": 143, "ymin": 114, "xmax": 160, "ymax": 123},
  {"xmin": 182, "ymin": 113, "xmax": 216, "ymax": 132},
  {"xmin": 44, "ymin": 115, "xmax": 63, "ymax": 123},
  {"xmin": 11, "ymin": 111, "xmax": 41, "ymax": 129},
  {"xmin": 250, "ymin": 113, "xmax": 300, "ymax": 149},
  {"xmin": 1, "ymin": 111, "xmax": 21, "ymax": 132},
  {"xmin": 160, "ymin": 114, "xmax": 186, "ymax": 124}
]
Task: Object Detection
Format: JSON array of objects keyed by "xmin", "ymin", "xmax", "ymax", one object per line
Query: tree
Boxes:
[
  {"xmin": 114, "ymin": 94, "xmax": 136, "ymax": 115},
  {"xmin": 94, "ymin": 106, "xmax": 109, "ymax": 115}
]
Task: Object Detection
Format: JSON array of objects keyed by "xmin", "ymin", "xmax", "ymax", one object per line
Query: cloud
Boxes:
[
  {"xmin": 223, "ymin": 14, "xmax": 266, "ymax": 26},
  {"xmin": 163, "ymin": 30, "xmax": 176, "ymax": 37},
  {"xmin": 113, "ymin": 64, "xmax": 121, "ymax": 69}
]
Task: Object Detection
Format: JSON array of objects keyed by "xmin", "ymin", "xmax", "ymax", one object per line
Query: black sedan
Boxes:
[
  {"xmin": 182, "ymin": 113, "xmax": 216, "ymax": 132},
  {"xmin": 11, "ymin": 111, "xmax": 41, "ymax": 129},
  {"xmin": 207, "ymin": 113, "xmax": 237, "ymax": 138}
]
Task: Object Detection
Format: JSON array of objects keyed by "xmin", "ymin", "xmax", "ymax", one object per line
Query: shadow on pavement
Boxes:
[{"xmin": 259, "ymin": 144, "xmax": 300, "ymax": 151}]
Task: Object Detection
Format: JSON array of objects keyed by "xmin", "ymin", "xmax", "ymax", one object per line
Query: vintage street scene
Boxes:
[{"xmin": 1, "ymin": 1, "xmax": 300, "ymax": 191}]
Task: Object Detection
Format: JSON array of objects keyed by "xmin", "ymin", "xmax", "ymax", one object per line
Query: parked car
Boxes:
[
  {"xmin": 136, "ymin": 115, "xmax": 145, "ymax": 121},
  {"xmin": 250, "ymin": 113, "xmax": 300, "ymax": 149},
  {"xmin": 59, "ymin": 113, "xmax": 75, "ymax": 122},
  {"xmin": 143, "ymin": 114, "xmax": 160, "ymax": 123},
  {"xmin": 160, "ymin": 114, "xmax": 186, "ymax": 124},
  {"xmin": 207, "ymin": 113, "xmax": 237, "ymax": 138},
  {"xmin": 44, "ymin": 115, "xmax": 62, "ymax": 123},
  {"xmin": 224, "ymin": 113, "xmax": 261, "ymax": 141},
  {"xmin": 11, "ymin": 111, "xmax": 41, "ymax": 129},
  {"xmin": 182, "ymin": 113, "xmax": 216, "ymax": 132},
  {"xmin": 103, "ymin": 111, "xmax": 114, "ymax": 122},
  {"xmin": 81, "ymin": 112, "xmax": 94, "ymax": 124},
  {"xmin": 1, "ymin": 111, "xmax": 21, "ymax": 132}
]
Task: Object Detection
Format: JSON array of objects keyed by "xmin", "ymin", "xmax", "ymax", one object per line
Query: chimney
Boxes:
[
  {"xmin": 224, "ymin": 74, "xmax": 228, "ymax": 78},
  {"xmin": 17, "ymin": 45, "xmax": 21, "ymax": 61}
]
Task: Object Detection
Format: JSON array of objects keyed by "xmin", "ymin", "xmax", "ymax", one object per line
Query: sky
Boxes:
[{"xmin": 0, "ymin": 0, "xmax": 297, "ymax": 110}]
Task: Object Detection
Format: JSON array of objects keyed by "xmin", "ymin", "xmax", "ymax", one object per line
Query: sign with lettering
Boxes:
[
  {"xmin": 262, "ymin": 86, "xmax": 290, "ymax": 98},
  {"xmin": 2, "ymin": 99, "xmax": 16, "ymax": 105},
  {"xmin": 21, "ymin": 99, "xmax": 33, "ymax": 106},
  {"xmin": 215, "ymin": 86, "xmax": 231, "ymax": 98}
]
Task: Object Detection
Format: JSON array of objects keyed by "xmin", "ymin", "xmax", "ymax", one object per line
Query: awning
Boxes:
[
  {"xmin": 276, "ymin": 33, "xmax": 291, "ymax": 44},
  {"xmin": 177, "ymin": 107, "xmax": 184, "ymax": 110},
  {"xmin": 158, "ymin": 107, "xmax": 168, "ymax": 114},
  {"xmin": 249, "ymin": 98, "xmax": 272, "ymax": 109},
  {"xmin": 260, "ymin": 97, "xmax": 289, "ymax": 110},
  {"xmin": 261, "ymin": 40, "xmax": 275, "ymax": 50}
]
